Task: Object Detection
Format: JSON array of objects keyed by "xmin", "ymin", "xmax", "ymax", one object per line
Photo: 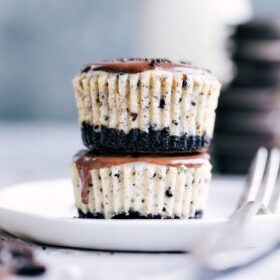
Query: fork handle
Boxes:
[{"xmin": 192, "ymin": 201, "xmax": 262, "ymax": 271}]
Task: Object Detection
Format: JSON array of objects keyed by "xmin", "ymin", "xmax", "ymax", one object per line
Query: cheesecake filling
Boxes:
[
  {"xmin": 73, "ymin": 59, "xmax": 221, "ymax": 153},
  {"xmin": 71, "ymin": 151, "xmax": 211, "ymax": 219}
]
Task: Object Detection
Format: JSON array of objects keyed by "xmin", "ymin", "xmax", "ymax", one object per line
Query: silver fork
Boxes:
[
  {"xmin": 238, "ymin": 147, "xmax": 280, "ymax": 214},
  {"xmin": 192, "ymin": 147, "xmax": 280, "ymax": 272}
]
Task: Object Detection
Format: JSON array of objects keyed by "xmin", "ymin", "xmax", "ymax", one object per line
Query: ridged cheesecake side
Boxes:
[
  {"xmin": 71, "ymin": 152, "xmax": 212, "ymax": 219},
  {"xmin": 73, "ymin": 59, "xmax": 221, "ymax": 152}
]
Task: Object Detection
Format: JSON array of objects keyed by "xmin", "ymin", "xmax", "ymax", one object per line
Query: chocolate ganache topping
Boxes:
[
  {"xmin": 73, "ymin": 150, "xmax": 210, "ymax": 203},
  {"xmin": 81, "ymin": 58, "xmax": 211, "ymax": 75}
]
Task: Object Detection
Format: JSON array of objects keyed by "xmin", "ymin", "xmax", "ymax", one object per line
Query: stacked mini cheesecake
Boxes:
[{"xmin": 71, "ymin": 58, "xmax": 221, "ymax": 219}]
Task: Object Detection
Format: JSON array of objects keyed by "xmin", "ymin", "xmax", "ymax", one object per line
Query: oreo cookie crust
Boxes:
[
  {"xmin": 82, "ymin": 122, "xmax": 210, "ymax": 153},
  {"xmin": 78, "ymin": 209, "xmax": 203, "ymax": 219},
  {"xmin": 73, "ymin": 58, "xmax": 221, "ymax": 153}
]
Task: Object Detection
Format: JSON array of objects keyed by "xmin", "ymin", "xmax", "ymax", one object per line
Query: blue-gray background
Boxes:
[{"xmin": 0, "ymin": 0, "xmax": 279, "ymax": 121}]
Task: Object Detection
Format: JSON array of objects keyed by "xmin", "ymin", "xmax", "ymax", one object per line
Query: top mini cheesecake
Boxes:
[{"xmin": 73, "ymin": 58, "xmax": 221, "ymax": 153}]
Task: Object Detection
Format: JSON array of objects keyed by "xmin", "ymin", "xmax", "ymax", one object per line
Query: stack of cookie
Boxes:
[
  {"xmin": 215, "ymin": 19, "xmax": 280, "ymax": 173},
  {"xmin": 71, "ymin": 59, "xmax": 221, "ymax": 219}
]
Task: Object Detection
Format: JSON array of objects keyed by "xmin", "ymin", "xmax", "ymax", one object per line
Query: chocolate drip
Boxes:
[
  {"xmin": 80, "ymin": 58, "xmax": 211, "ymax": 75},
  {"xmin": 73, "ymin": 151, "xmax": 210, "ymax": 203}
]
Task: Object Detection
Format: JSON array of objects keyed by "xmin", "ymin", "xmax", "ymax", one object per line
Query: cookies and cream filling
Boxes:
[{"xmin": 73, "ymin": 59, "xmax": 221, "ymax": 139}]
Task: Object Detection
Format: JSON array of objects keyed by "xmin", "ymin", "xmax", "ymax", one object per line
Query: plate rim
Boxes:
[{"xmin": 1, "ymin": 178, "xmax": 280, "ymax": 251}]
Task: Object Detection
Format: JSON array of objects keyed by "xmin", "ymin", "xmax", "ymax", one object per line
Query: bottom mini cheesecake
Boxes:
[{"xmin": 71, "ymin": 151, "xmax": 212, "ymax": 219}]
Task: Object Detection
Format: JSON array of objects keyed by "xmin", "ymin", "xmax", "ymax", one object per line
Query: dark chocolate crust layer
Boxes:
[
  {"xmin": 78, "ymin": 209, "xmax": 203, "ymax": 219},
  {"xmin": 81, "ymin": 122, "xmax": 210, "ymax": 153}
]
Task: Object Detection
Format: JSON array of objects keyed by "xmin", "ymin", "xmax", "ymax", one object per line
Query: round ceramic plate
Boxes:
[{"xmin": 0, "ymin": 177, "xmax": 279, "ymax": 251}]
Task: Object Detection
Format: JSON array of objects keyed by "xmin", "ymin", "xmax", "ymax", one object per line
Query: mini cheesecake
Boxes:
[
  {"xmin": 73, "ymin": 58, "xmax": 221, "ymax": 153},
  {"xmin": 71, "ymin": 151, "xmax": 212, "ymax": 219}
]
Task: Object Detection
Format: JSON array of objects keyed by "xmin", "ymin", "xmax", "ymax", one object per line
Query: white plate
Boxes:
[{"xmin": 0, "ymin": 177, "xmax": 279, "ymax": 252}]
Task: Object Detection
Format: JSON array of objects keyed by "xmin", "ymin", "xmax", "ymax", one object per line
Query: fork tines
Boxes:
[{"xmin": 238, "ymin": 147, "xmax": 280, "ymax": 213}]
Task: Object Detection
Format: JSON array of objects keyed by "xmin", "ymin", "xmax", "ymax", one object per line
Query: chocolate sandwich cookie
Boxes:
[
  {"xmin": 215, "ymin": 154, "xmax": 252, "ymax": 174},
  {"xmin": 215, "ymin": 109, "xmax": 280, "ymax": 134},
  {"xmin": 214, "ymin": 19, "xmax": 280, "ymax": 174},
  {"xmin": 232, "ymin": 19, "xmax": 280, "ymax": 40},
  {"xmin": 214, "ymin": 132, "xmax": 280, "ymax": 156},
  {"xmin": 73, "ymin": 58, "xmax": 221, "ymax": 153},
  {"xmin": 214, "ymin": 133, "xmax": 273, "ymax": 173},
  {"xmin": 71, "ymin": 150, "xmax": 212, "ymax": 219},
  {"xmin": 232, "ymin": 60, "xmax": 280, "ymax": 87},
  {"xmin": 0, "ymin": 239, "xmax": 46, "ymax": 277},
  {"xmin": 233, "ymin": 40, "xmax": 280, "ymax": 63},
  {"xmin": 217, "ymin": 86, "xmax": 280, "ymax": 111}
]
